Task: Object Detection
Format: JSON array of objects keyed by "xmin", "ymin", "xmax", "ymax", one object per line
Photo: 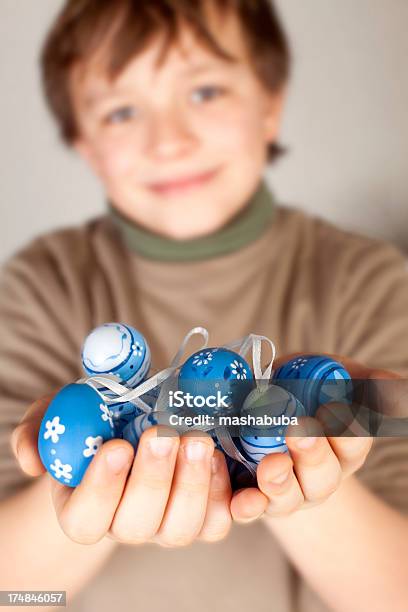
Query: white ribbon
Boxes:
[{"xmin": 223, "ymin": 333, "xmax": 276, "ymax": 382}]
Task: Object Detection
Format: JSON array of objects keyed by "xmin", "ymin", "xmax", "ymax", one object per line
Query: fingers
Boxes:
[
  {"xmin": 257, "ymin": 416, "xmax": 373, "ymax": 518},
  {"xmin": 230, "ymin": 486, "xmax": 269, "ymax": 522},
  {"xmin": 52, "ymin": 438, "xmax": 134, "ymax": 544},
  {"xmin": 255, "ymin": 417, "xmax": 343, "ymax": 517},
  {"xmin": 10, "ymin": 393, "xmax": 57, "ymax": 476},
  {"xmin": 153, "ymin": 431, "xmax": 215, "ymax": 547},
  {"xmin": 197, "ymin": 450, "xmax": 232, "ymax": 542},
  {"xmin": 109, "ymin": 426, "xmax": 180, "ymax": 544},
  {"xmin": 314, "ymin": 404, "xmax": 374, "ymax": 475},
  {"xmin": 256, "ymin": 452, "xmax": 304, "ymax": 517},
  {"xmin": 285, "ymin": 417, "xmax": 342, "ymax": 503},
  {"xmin": 326, "ymin": 436, "xmax": 373, "ymax": 478},
  {"xmin": 51, "ymin": 425, "xmax": 230, "ymax": 548}
]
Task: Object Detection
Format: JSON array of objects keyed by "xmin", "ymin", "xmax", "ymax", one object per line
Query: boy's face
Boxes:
[{"xmin": 71, "ymin": 5, "xmax": 285, "ymax": 239}]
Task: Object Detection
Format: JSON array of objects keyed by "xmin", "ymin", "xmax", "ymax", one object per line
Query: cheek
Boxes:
[
  {"xmin": 196, "ymin": 100, "xmax": 267, "ymax": 154},
  {"xmin": 92, "ymin": 134, "xmax": 139, "ymax": 183}
]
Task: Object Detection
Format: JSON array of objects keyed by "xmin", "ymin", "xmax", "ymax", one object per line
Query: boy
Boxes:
[{"xmin": 1, "ymin": 1, "xmax": 407, "ymax": 610}]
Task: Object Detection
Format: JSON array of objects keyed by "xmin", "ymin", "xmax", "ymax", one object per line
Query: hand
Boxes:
[
  {"xmin": 10, "ymin": 394, "xmax": 232, "ymax": 546},
  {"xmin": 230, "ymin": 353, "xmax": 400, "ymax": 521}
]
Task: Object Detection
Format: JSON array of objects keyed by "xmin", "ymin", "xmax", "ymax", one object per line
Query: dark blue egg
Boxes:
[
  {"xmin": 178, "ymin": 347, "xmax": 254, "ymax": 417},
  {"xmin": 272, "ymin": 354, "xmax": 353, "ymax": 417},
  {"xmin": 38, "ymin": 383, "xmax": 115, "ymax": 487}
]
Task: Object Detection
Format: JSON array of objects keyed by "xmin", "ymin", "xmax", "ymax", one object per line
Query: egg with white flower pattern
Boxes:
[
  {"xmin": 81, "ymin": 322, "xmax": 151, "ymax": 387},
  {"xmin": 38, "ymin": 383, "xmax": 115, "ymax": 487},
  {"xmin": 272, "ymin": 354, "xmax": 353, "ymax": 417},
  {"xmin": 178, "ymin": 347, "xmax": 254, "ymax": 416}
]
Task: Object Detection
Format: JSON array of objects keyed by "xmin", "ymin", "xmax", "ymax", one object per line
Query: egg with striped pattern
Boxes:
[
  {"xmin": 272, "ymin": 355, "xmax": 352, "ymax": 417},
  {"xmin": 239, "ymin": 384, "xmax": 306, "ymax": 462}
]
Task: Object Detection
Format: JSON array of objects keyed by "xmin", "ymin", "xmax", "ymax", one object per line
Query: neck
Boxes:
[{"xmin": 109, "ymin": 178, "xmax": 275, "ymax": 262}]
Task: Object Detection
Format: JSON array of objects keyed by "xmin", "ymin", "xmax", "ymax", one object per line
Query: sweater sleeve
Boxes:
[
  {"xmin": 0, "ymin": 236, "xmax": 85, "ymax": 502},
  {"xmin": 329, "ymin": 233, "xmax": 408, "ymax": 513}
]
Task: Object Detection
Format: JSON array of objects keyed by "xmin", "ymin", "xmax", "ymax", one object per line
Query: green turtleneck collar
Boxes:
[{"xmin": 108, "ymin": 178, "xmax": 275, "ymax": 262}]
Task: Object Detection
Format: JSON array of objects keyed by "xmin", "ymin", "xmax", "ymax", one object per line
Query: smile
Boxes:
[{"xmin": 147, "ymin": 167, "xmax": 219, "ymax": 197}]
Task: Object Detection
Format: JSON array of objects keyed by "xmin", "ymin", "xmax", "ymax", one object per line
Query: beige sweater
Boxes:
[{"xmin": 1, "ymin": 198, "xmax": 408, "ymax": 611}]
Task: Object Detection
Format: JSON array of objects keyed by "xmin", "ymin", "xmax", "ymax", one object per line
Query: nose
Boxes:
[{"xmin": 143, "ymin": 107, "xmax": 197, "ymax": 160}]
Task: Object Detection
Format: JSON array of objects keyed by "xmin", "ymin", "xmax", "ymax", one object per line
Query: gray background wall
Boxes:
[{"xmin": 0, "ymin": 0, "xmax": 407, "ymax": 263}]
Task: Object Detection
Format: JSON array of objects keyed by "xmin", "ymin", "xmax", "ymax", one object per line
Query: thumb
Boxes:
[{"xmin": 10, "ymin": 392, "xmax": 58, "ymax": 477}]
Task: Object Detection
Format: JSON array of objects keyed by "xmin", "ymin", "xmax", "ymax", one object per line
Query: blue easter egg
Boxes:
[
  {"xmin": 110, "ymin": 399, "xmax": 145, "ymax": 435},
  {"xmin": 139, "ymin": 384, "xmax": 162, "ymax": 411},
  {"xmin": 239, "ymin": 384, "xmax": 306, "ymax": 462},
  {"xmin": 81, "ymin": 322, "xmax": 151, "ymax": 387},
  {"xmin": 240, "ymin": 434, "xmax": 288, "ymax": 461},
  {"xmin": 112, "ymin": 379, "xmax": 163, "ymax": 435},
  {"xmin": 38, "ymin": 383, "xmax": 115, "ymax": 487},
  {"xmin": 272, "ymin": 355, "xmax": 352, "ymax": 417},
  {"xmin": 121, "ymin": 411, "xmax": 158, "ymax": 451},
  {"xmin": 178, "ymin": 347, "xmax": 254, "ymax": 416}
]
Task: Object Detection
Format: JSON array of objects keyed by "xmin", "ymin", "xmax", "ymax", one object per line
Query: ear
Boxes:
[
  {"xmin": 262, "ymin": 88, "xmax": 286, "ymax": 143},
  {"xmin": 73, "ymin": 138, "xmax": 102, "ymax": 177}
]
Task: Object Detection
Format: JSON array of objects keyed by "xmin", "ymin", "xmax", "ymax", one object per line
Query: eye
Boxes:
[
  {"xmin": 191, "ymin": 85, "xmax": 226, "ymax": 104},
  {"xmin": 104, "ymin": 106, "xmax": 137, "ymax": 125}
]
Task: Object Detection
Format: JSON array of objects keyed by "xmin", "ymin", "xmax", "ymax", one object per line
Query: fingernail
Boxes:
[
  {"xmin": 148, "ymin": 436, "xmax": 175, "ymax": 458},
  {"xmin": 295, "ymin": 436, "xmax": 317, "ymax": 450},
  {"xmin": 106, "ymin": 448, "xmax": 132, "ymax": 474},
  {"xmin": 184, "ymin": 441, "xmax": 208, "ymax": 462},
  {"xmin": 271, "ymin": 470, "xmax": 290, "ymax": 484}
]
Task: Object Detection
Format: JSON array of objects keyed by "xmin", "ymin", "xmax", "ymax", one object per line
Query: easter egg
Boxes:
[
  {"xmin": 81, "ymin": 322, "xmax": 151, "ymax": 387},
  {"xmin": 139, "ymin": 384, "xmax": 162, "ymax": 411},
  {"xmin": 121, "ymin": 411, "xmax": 158, "ymax": 451},
  {"xmin": 109, "ymin": 399, "xmax": 145, "ymax": 436},
  {"xmin": 178, "ymin": 347, "xmax": 254, "ymax": 417},
  {"xmin": 239, "ymin": 384, "xmax": 306, "ymax": 462},
  {"xmin": 109, "ymin": 379, "xmax": 162, "ymax": 436},
  {"xmin": 38, "ymin": 383, "xmax": 115, "ymax": 487},
  {"xmin": 272, "ymin": 355, "xmax": 352, "ymax": 417}
]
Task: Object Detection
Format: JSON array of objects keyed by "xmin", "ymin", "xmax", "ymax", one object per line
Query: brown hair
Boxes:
[{"xmin": 41, "ymin": 0, "xmax": 290, "ymax": 161}]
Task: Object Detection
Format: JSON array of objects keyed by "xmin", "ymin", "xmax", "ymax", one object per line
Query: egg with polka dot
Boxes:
[
  {"xmin": 239, "ymin": 384, "xmax": 306, "ymax": 462},
  {"xmin": 272, "ymin": 355, "xmax": 353, "ymax": 417},
  {"xmin": 178, "ymin": 348, "xmax": 254, "ymax": 417},
  {"xmin": 81, "ymin": 322, "xmax": 151, "ymax": 387},
  {"xmin": 38, "ymin": 383, "xmax": 115, "ymax": 487}
]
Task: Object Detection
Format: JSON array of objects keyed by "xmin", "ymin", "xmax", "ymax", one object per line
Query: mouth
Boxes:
[{"xmin": 147, "ymin": 167, "xmax": 220, "ymax": 197}]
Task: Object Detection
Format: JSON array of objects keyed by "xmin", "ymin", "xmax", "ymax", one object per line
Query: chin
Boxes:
[{"xmin": 164, "ymin": 208, "xmax": 233, "ymax": 240}]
